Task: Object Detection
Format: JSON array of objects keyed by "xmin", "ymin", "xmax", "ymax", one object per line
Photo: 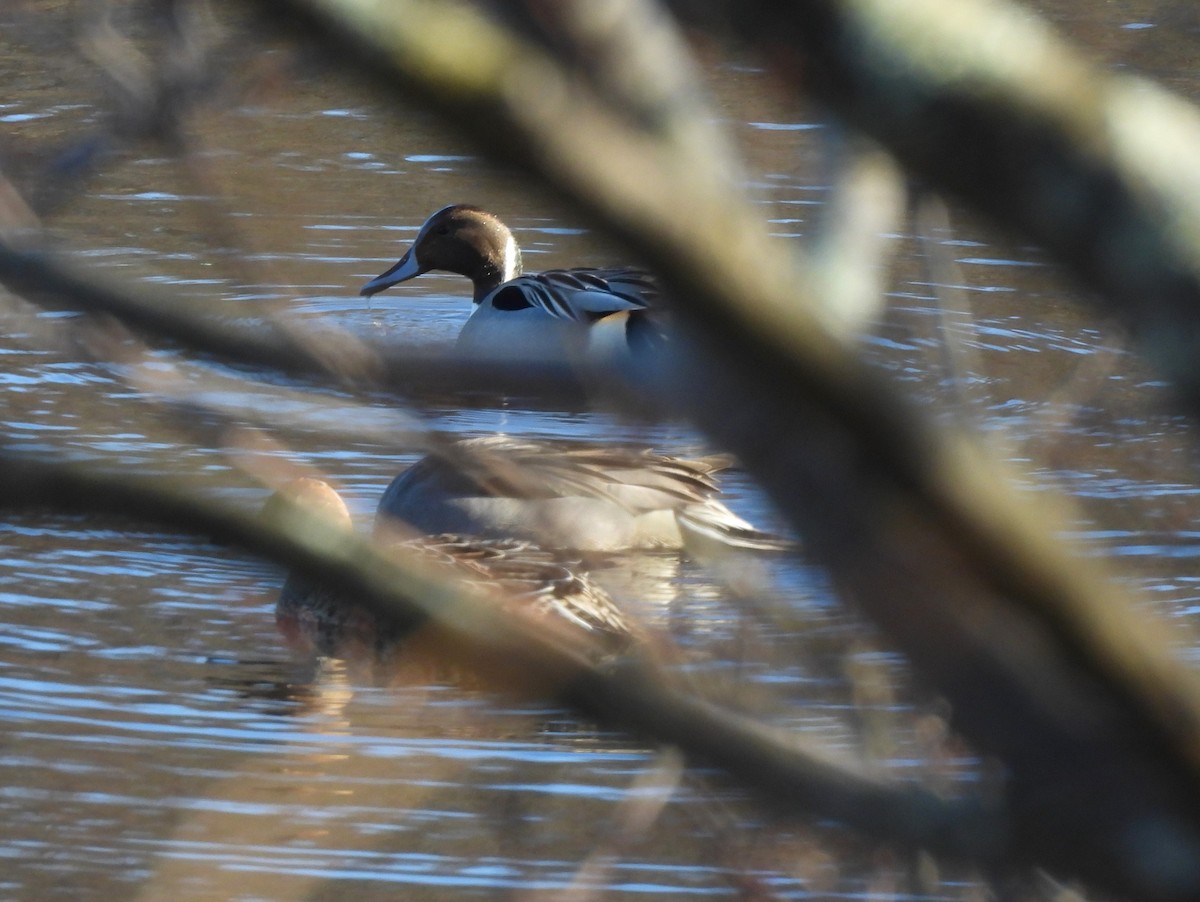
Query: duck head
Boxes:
[
  {"xmin": 360, "ymin": 204, "xmax": 522, "ymax": 302},
  {"xmin": 262, "ymin": 477, "xmax": 354, "ymax": 533}
]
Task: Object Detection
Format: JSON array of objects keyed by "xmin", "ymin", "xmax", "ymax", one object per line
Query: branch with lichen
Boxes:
[{"xmin": 253, "ymin": 0, "xmax": 1200, "ymax": 898}]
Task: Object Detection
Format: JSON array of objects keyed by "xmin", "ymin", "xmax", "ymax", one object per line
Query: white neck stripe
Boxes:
[{"xmin": 502, "ymin": 233, "xmax": 520, "ymax": 282}]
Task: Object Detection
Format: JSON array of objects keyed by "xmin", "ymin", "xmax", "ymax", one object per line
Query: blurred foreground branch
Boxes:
[
  {"xmin": 3, "ymin": 0, "xmax": 1200, "ymax": 896},
  {"xmin": 717, "ymin": 0, "xmax": 1200, "ymax": 410},
  {"xmin": 0, "ymin": 448, "xmax": 999, "ymax": 861},
  {"xmin": 253, "ymin": 0, "xmax": 1200, "ymax": 898},
  {"xmin": 0, "ymin": 243, "xmax": 643, "ymax": 411}
]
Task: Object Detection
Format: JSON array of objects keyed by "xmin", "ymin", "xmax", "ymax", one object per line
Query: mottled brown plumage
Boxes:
[{"xmin": 268, "ymin": 478, "xmax": 637, "ymax": 662}]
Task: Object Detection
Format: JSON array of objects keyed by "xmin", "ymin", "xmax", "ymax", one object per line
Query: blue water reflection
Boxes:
[{"xmin": 0, "ymin": 4, "xmax": 1196, "ymax": 900}]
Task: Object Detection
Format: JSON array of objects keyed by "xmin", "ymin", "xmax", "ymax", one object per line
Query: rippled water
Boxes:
[{"xmin": 1, "ymin": 3, "xmax": 1199, "ymax": 900}]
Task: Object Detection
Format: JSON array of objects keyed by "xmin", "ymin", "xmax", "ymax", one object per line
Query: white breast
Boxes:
[{"xmin": 455, "ymin": 301, "xmax": 586, "ymax": 361}]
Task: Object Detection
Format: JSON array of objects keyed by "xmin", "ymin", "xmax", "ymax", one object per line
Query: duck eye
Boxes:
[{"xmin": 433, "ymin": 223, "xmax": 451, "ymax": 236}]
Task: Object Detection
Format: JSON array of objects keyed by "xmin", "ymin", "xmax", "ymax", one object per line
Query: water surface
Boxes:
[{"xmin": 1, "ymin": 3, "xmax": 1198, "ymax": 899}]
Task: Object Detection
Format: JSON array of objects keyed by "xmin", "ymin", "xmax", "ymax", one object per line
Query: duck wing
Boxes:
[
  {"xmin": 485, "ymin": 268, "xmax": 658, "ymax": 323},
  {"xmin": 403, "ymin": 534, "xmax": 635, "ymax": 648},
  {"xmin": 449, "ymin": 437, "xmax": 728, "ymax": 512}
]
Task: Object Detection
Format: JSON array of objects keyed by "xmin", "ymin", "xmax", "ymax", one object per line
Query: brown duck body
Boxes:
[{"xmin": 268, "ymin": 479, "xmax": 636, "ymax": 663}]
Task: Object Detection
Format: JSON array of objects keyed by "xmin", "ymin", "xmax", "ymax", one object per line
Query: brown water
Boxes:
[{"xmin": 1, "ymin": 2, "xmax": 1199, "ymax": 900}]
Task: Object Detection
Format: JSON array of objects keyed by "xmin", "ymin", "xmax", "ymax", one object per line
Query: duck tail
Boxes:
[{"xmin": 675, "ymin": 503, "xmax": 796, "ymax": 555}]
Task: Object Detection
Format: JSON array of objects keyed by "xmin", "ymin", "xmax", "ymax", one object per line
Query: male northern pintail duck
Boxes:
[
  {"xmin": 375, "ymin": 436, "xmax": 790, "ymax": 554},
  {"xmin": 360, "ymin": 204, "xmax": 665, "ymax": 360},
  {"xmin": 267, "ymin": 477, "xmax": 635, "ymax": 660}
]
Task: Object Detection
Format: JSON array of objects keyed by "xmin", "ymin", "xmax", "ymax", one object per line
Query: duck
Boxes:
[
  {"xmin": 265, "ymin": 477, "xmax": 636, "ymax": 662},
  {"xmin": 359, "ymin": 204, "xmax": 665, "ymax": 361},
  {"xmin": 375, "ymin": 435, "xmax": 791, "ymax": 555}
]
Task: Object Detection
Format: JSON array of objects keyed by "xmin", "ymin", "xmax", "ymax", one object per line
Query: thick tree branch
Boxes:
[
  {"xmin": 254, "ymin": 1, "xmax": 1200, "ymax": 897},
  {"xmin": 0, "ymin": 447, "xmax": 1001, "ymax": 861}
]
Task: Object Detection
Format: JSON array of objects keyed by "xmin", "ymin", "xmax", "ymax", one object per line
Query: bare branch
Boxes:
[
  {"xmin": 710, "ymin": 0, "xmax": 1200, "ymax": 414},
  {"xmin": 0, "ymin": 240, "xmax": 657, "ymax": 412},
  {"xmin": 252, "ymin": 1, "xmax": 1200, "ymax": 896},
  {"xmin": 0, "ymin": 446, "xmax": 1001, "ymax": 861}
]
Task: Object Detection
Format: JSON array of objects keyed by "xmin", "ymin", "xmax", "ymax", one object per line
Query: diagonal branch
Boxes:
[
  {"xmin": 0, "ymin": 446, "xmax": 1002, "ymax": 862},
  {"xmin": 258, "ymin": 1, "xmax": 1200, "ymax": 896}
]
